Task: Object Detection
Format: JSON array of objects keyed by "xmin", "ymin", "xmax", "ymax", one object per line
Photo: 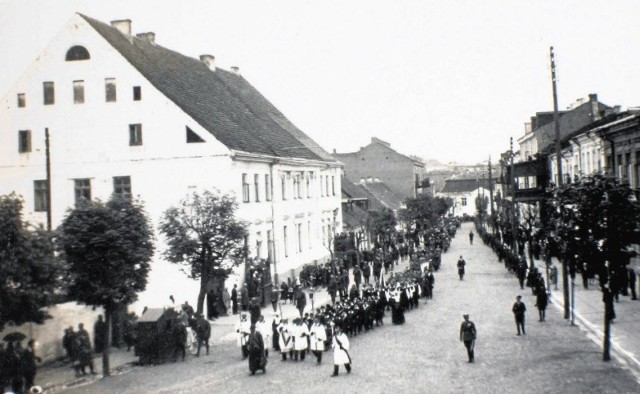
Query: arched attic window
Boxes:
[{"xmin": 65, "ymin": 46, "xmax": 90, "ymax": 61}]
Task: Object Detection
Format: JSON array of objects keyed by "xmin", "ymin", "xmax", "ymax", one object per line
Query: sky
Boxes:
[{"xmin": 1, "ymin": 0, "xmax": 639, "ymax": 165}]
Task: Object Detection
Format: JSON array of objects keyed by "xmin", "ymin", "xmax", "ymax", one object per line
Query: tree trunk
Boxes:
[
  {"xmin": 103, "ymin": 306, "xmax": 112, "ymax": 376},
  {"xmin": 562, "ymin": 259, "xmax": 570, "ymax": 319},
  {"xmin": 603, "ymin": 312, "xmax": 611, "ymax": 361},
  {"xmin": 197, "ymin": 271, "xmax": 208, "ymax": 315}
]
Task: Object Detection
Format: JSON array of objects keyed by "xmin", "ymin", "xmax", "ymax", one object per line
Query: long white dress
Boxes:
[
  {"xmin": 332, "ymin": 332, "xmax": 351, "ymax": 365},
  {"xmin": 310, "ymin": 323, "xmax": 327, "ymax": 351}
]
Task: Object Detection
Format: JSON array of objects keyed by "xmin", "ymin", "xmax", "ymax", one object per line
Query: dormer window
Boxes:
[
  {"xmin": 186, "ymin": 126, "xmax": 204, "ymax": 143},
  {"xmin": 65, "ymin": 46, "xmax": 90, "ymax": 61}
]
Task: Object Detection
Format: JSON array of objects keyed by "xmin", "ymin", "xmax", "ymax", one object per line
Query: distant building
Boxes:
[
  {"xmin": 333, "ymin": 137, "xmax": 428, "ymax": 200},
  {"xmin": 437, "ymin": 178, "xmax": 497, "ymax": 217}
]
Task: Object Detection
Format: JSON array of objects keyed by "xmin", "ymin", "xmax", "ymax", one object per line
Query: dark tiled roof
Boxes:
[
  {"xmin": 341, "ymin": 177, "xmax": 369, "ymax": 199},
  {"xmin": 359, "ymin": 181, "xmax": 404, "ymax": 210},
  {"xmin": 80, "ymin": 14, "xmax": 334, "ymax": 162},
  {"xmin": 439, "ymin": 178, "xmax": 496, "ymax": 193}
]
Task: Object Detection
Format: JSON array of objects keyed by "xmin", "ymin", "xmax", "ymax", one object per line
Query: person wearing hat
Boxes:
[
  {"xmin": 512, "ymin": 295, "xmax": 527, "ymax": 335},
  {"xmin": 330, "ymin": 324, "xmax": 351, "ymax": 376},
  {"xmin": 271, "ymin": 313, "xmax": 281, "ymax": 352},
  {"xmin": 459, "ymin": 314, "xmax": 477, "ymax": 362}
]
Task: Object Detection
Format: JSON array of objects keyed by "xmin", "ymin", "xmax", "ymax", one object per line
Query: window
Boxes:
[
  {"xmin": 267, "ymin": 230, "xmax": 274, "ymax": 263},
  {"xmin": 331, "ymin": 175, "xmax": 335, "ymax": 196},
  {"xmin": 105, "ymin": 78, "xmax": 116, "ymax": 102},
  {"xmin": 283, "ymin": 225, "xmax": 288, "ymax": 257},
  {"xmin": 17, "ymin": 93, "xmax": 25, "ymax": 108},
  {"xmin": 74, "ymin": 179, "xmax": 91, "ymax": 205},
  {"xmin": 325, "ymin": 176, "xmax": 330, "ymax": 197},
  {"xmin": 43, "ymin": 82, "xmax": 55, "ymax": 105},
  {"xmin": 297, "ymin": 223, "xmax": 303, "ymax": 253},
  {"xmin": 265, "ymin": 174, "xmax": 272, "ymax": 201},
  {"xmin": 186, "ymin": 126, "xmax": 205, "ymax": 143},
  {"xmin": 461, "ymin": 197, "xmax": 467, "ymax": 206},
  {"xmin": 322, "ymin": 223, "xmax": 326, "ymax": 246},
  {"xmin": 73, "ymin": 80, "xmax": 85, "ymax": 104},
  {"xmin": 254, "ymin": 174, "xmax": 260, "ymax": 202},
  {"xmin": 65, "ymin": 46, "xmax": 90, "ymax": 61},
  {"xmin": 242, "ymin": 174, "xmax": 250, "ymax": 202},
  {"xmin": 133, "ymin": 86, "xmax": 141, "ymax": 101},
  {"xmin": 113, "ymin": 176, "xmax": 132, "ymax": 199},
  {"xmin": 281, "ymin": 175, "xmax": 287, "ymax": 200},
  {"xmin": 306, "ymin": 175, "xmax": 310, "ymax": 198},
  {"xmin": 293, "ymin": 174, "xmax": 301, "ymax": 199},
  {"xmin": 307, "ymin": 221, "xmax": 312, "ymax": 249},
  {"xmin": 129, "ymin": 124, "xmax": 142, "ymax": 146},
  {"xmin": 320, "ymin": 175, "xmax": 325, "ymax": 197},
  {"xmin": 18, "ymin": 130, "xmax": 31, "ymax": 153},
  {"xmin": 34, "ymin": 180, "xmax": 48, "ymax": 212}
]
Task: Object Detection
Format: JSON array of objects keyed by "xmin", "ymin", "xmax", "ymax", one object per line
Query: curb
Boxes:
[{"xmin": 549, "ymin": 293, "xmax": 640, "ymax": 382}]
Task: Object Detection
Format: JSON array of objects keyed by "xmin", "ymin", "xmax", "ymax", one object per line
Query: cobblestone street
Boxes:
[{"xmin": 52, "ymin": 223, "xmax": 640, "ymax": 393}]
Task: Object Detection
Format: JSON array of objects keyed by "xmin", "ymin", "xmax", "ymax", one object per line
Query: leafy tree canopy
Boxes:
[
  {"xmin": 56, "ymin": 196, "xmax": 154, "ymax": 309},
  {"xmin": 400, "ymin": 194, "xmax": 451, "ymax": 231},
  {"xmin": 0, "ymin": 194, "xmax": 64, "ymax": 330}
]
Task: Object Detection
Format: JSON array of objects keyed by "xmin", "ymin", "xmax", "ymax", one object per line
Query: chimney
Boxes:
[
  {"xmin": 333, "ymin": 149, "xmax": 337, "ymax": 154},
  {"xmin": 231, "ymin": 66, "xmax": 240, "ymax": 75},
  {"xmin": 200, "ymin": 55, "xmax": 216, "ymax": 71},
  {"xmin": 111, "ymin": 19, "xmax": 132, "ymax": 36},
  {"xmin": 589, "ymin": 93, "xmax": 600, "ymax": 121},
  {"xmin": 136, "ymin": 32, "xmax": 155, "ymax": 44}
]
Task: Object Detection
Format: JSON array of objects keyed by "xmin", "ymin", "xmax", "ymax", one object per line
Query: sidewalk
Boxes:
[{"xmin": 529, "ymin": 257, "xmax": 640, "ymax": 379}]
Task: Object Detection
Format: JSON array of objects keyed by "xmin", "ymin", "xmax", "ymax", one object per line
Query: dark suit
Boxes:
[{"xmin": 512, "ymin": 300, "xmax": 526, "ymax": 335}]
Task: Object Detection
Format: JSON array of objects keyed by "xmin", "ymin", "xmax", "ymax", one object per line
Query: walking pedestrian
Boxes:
[
  {"xmin": 512, "ymin": 295, "xmax": 527, "ymax": 335},
  {"xmin": 22, "ymin": 339, "xmax": 41, "ymax": 390},
  {"xmin": 247, "ymin": 325, "xmax": 267, "ymax": 375},
  {"xmin": 296, "ymin": 290, "xmax": 307, "ymax": 318},
  {"xmin": 550, "ymin": 266, "xmax": 558, "ymax": 290},
  {"xmin": 330, "ymin": 325, "xmax": 351, "ymax": 377},
  {"xmin": 310, "ymin": 317, "xmax": 327, "ymax": 365},
  {"xmin": 535, "ymin": 289, "xmax": 548, "ymax": 322},
  {"xmin": 231, "ymin": 284, "xmax": 239, "ymax": 314},
  {"xmin": 469, "ymin": 231, "xmax": 474, "ymax": 245},
  {"xmin": 457, "ymin": 256, "xmax": 466, "ymax": 281},
  {"xmin": 194, "ymin": 313, "xmax": 211, "ymax": 357},
  {"xmin": 628, "ymin": 267, "xmax": 637, "ymax": 300},
  {"xmin": 459, "ymin": 314, "xmax": 476, "ymax": 363},
  {"xmin": 93, "ymin": 315, "xmax": 106, "ymax": 354}
]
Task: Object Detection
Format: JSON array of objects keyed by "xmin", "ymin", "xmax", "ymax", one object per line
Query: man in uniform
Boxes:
[
  {"xmin": 459, "ymin": 314, "xmax": 476, "ymax": 362},
  {"xmin": 457, "ymin": 256, "xmax": 466, "ymax": 281},
  {"xmin": 512, "ymin": 295, "xmax": 527, "ymax": 335}
]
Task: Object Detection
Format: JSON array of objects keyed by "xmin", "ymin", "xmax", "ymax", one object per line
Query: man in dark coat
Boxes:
[
  {"xmin": 22, "ymin": 339, "xmax": 41, "ymax": 389},
  {"xmin": 535, "ymin": 288, "xmax": 548, "ymax": 322},
  {"xmin": 457, "ymin": 256, "xmax": 466, "ymax": 281},
  {"xmin": 353, "ymin": 266, "xmax": 362, "ymax": 289},
  {"xmin": 62, "ymin": 327, "xmax": 75, "ymax": 361},
  {"xmin": 93, "ymin": 315, "xmax": 106, "ymax": 353},
  {"xmin": 296, "ymin": 290, "xmax": 307, "ymax": 318},
  {"xmin": 628, "ymin": 267, "xmax": 637, "ymax": 300},
  {"xmin": 512, "ymin": 295, "xmax": 527, "ymax": 335},
  {"xmin": 249, "ymin": 297, "xmax": 261, "ymax": 326},
  {"xmin": 459, "ymin": 314, "xmax": 476, "ymax": 362},
  {"xmin": 240, "ymin": 284, "xmax": 250, "ymax": 311},
  {"xmin": 469, "ymin": 231, "xmax": 474, "ymax": 245},
  {"xmin": 247, "ymin": 325, "xmax": 266, "ymax": 375},
  {"xmin": 362, "ymin": 263, "xmax": 371, "ymax": 285},
  {"xmin": 231, "ymin": 284, "xmax": 239, "ymax": 314}
]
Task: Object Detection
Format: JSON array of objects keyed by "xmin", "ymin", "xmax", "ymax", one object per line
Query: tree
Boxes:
[
  {"xmin": 159, "ymin": 189, "xmax": 248, "ymax": 316},
  {"xmin": 546, "ymin": 175, "xmax": 640, "ymax": 361},
  {"xmin": 400, "ymin": 194, "xmax": 450, "ymax": 232},
  {"xmin": 0, "ymin": 194, "xmax": 64, "ymax": 331},
  {"xmin": 57, "ymin": 196, "xmax": 154, "ymax": 375}
]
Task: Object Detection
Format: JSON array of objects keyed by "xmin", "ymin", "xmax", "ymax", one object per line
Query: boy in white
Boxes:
[
  {"xmin": 278, "ymin": 319, "xmax": 293, "ymax": 360},
  {"xmin": 236, "ymin": 313, "xmax": 251, "ymax": 359},
  {"xmin": 310, "ymin": 317, "xmax": 327, "ymax": 364},
  {"xmin": 331, "ymin": 324, "xmax": 351, "ymax": 376},
  {"xmin": 256, "ymin": 315, "xmax": 271, "ymax": 358},
  {"xmin": 292, "ymin": 318, "xmax": 309, "ymax": 361}
]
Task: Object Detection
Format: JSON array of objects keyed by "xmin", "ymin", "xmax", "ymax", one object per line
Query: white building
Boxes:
[
  {"xmin": 0, "ymin": 14, "xmax": 342, "ymax": 312},
  {"xmin": 437, "ymin": 178, "xmax": 496, "ymax": 218}
]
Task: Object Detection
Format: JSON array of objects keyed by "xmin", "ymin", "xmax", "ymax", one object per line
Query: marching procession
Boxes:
[{"xmin": 234, "ymin": 218, "xmax": 459, "ymax": 377}]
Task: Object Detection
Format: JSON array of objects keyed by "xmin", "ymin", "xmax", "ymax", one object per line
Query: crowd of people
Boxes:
[{"xmin": 0, "ymin": 338, "xmax": 41, "ymax": 394}]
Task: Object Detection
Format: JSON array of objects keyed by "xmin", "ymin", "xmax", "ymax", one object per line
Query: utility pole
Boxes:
[
  {"xmin": 45, "ymin": 128, "xmax": 52, "ymax": 232},
  {"xmin": 488, "ymin": 155, "xmax": 495, "ymax": 219},
  {"xmin": 510, "ymin": 137, "xmax": 517, "ymax": 255},
  {"xmin": 550, "ymin": 46, "xmax": 570, "ymax": 319},
  {"xmin": 551, "ymin": 46, "xmax": 562, "ymax": 186}
]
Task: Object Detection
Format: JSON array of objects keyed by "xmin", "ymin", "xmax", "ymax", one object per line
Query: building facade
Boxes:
[
  {"xmin": 333, "ymin": 137, "xmax": 427, "ymax": 200},
  {"xmin": 0, "ymin": 14, "xmax": 342, "ymax": 312}
]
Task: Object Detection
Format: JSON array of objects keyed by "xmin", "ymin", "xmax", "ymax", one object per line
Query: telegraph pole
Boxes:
[
  {"xmin": 488, "ymin": 155, "xmax": 495, "ymax": 218},
  {"xmin": 551, "ymin": 46, "xmax": 562, "ymax": 186},
  {"xmin": 550, "ymin": 46, "xmax": 569, "ymax": 319},
  {"xmin": 45, "ymin": 128, "xmax": 52, "ymax": 232},
  {"xmin": 510, "ymin": 137, "xmax": 517, "ymax": 255}
]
